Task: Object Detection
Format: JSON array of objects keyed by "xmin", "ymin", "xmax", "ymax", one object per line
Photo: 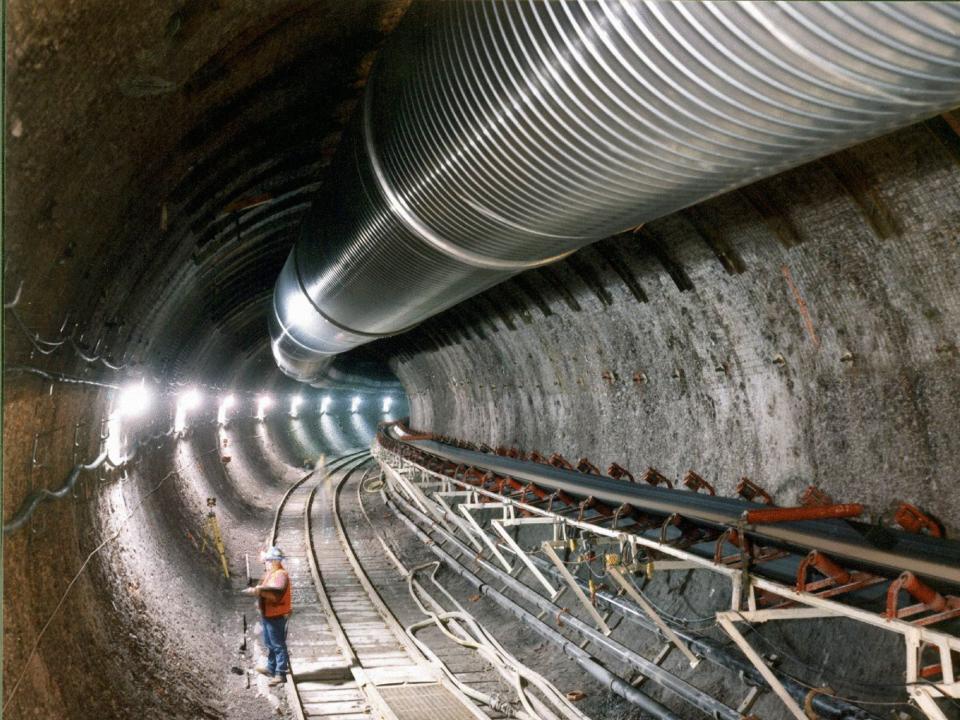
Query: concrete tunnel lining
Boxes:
[{"xmin": 3, "ymin": 2, "xmax": 960, "ymax": 719}]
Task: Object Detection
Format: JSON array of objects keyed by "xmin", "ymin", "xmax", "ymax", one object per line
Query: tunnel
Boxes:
[{"xmin": 3, "ymin": 2, "xmax": 960, "ymax": 719}]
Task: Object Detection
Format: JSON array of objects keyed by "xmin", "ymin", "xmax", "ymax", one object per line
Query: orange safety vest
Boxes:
[{"xmin": 259, "ymin": 565, "xmax": 292, "ymax": 618}]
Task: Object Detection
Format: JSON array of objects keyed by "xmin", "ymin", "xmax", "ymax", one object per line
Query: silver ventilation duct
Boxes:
[{"xmin": 271, "ymin": 1, "xmax": 960, "ymax": 384}]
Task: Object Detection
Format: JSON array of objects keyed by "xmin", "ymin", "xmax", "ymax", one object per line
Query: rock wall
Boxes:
[{"xmin": 390, "ymin": 116, "xmax": 960, "ymax": 534}]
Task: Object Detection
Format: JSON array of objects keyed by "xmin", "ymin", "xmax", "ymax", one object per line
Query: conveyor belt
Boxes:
[{"xmin": 406, "ymin": 438, "xmax": 960, "ymax": 586}]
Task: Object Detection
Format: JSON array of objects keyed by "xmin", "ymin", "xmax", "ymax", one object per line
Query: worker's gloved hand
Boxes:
[{"xmin": 240, "ymin": 586, "xmax": 257, "ymax": 596}]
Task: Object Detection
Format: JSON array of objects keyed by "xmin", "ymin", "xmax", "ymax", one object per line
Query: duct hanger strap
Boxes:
[{"xmin": 362, "ymin": 93, "xmax": 575, "ymax": 272}]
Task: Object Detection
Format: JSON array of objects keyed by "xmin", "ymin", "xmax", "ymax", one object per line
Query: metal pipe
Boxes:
[
  {"xmin": 387, "ymin": 478, "xmax": 881, "ymax": 720},
  {"xmin": 386, "ymin": 485, "xmax": 740, "ymax": 720},
  {"xmin": 271, "ymin": 1, "xmax": 960, "ymax": 382},
  {"xmin": 386, "ymin": 493, "xmax": 683, "ymax": 720},
  {"xmin": 519, "ymin": 535, "xmax": 879, "ymax": 720}
]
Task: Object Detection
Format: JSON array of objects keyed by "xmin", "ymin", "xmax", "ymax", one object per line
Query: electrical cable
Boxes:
[
  {"xmin": 733, "ymin": 611, "xmax": 960, "ymax": 710},
  {"xmin": 406, "ymin": 561, "xmax": 591, "ymax": 720},
  {"xmin": 623, "ymin": 573, "xmax": 717, "ymax": 626}
]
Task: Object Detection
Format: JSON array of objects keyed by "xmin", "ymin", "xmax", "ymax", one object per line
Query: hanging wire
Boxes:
[
  {"xmin": 733, "ymin": 611, "xmax": 960, "ymax": 710},
  {"xmin": 4, "ymin": 281, "xmax": 127, "ymax": 370}
]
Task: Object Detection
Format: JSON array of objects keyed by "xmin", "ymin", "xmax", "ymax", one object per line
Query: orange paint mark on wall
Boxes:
[{"xmin": 782, "ymin": 265, "xmax": 820, "ymax": 349}]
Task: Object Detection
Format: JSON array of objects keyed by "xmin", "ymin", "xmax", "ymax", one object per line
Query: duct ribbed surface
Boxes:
[{"xmin": 271, "ymin": 0, "xmax": 960, "ymax": 383}]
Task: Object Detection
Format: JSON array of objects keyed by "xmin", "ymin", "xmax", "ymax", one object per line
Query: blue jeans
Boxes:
[{"xmin": 262, "ymin": 615, "xmax": 289, "ymax": 678}]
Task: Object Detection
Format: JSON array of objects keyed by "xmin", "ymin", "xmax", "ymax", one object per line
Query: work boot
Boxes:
[
  {"xmin": 255, "ymin": 666, "xmax": 272, "ymax": 677},
  {"xmin": 268, "ymin": 675, "xmax": 285, "ymax": 686}
]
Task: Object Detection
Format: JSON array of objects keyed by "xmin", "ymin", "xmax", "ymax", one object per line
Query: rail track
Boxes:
[{"xmin": 263, "ymin": 450, "xmax": 492, "ymax": 720}]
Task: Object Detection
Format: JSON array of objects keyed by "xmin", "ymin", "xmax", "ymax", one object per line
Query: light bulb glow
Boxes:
[
  {"xmin": 180, "ymin": 388, "xmax": 202, "ymax": 411},
  {"xmin": 175, "ymin": 388, "xmax": 203, "ymax": 432},
  {"xmin": 290, "ymin": 395, "xmax": 303, "ymax": 418},
  {"xmin": 382, "ymin": 396, "xmax": 392, "ymax": 413},
  {"xmin": 116, "ymin": 381, "xmax": 151, "ymax": 418},
  {"xmin": 320, "ymin": 396, "xmax": 331, "ymax": 414},
  {"xmin": 256, "ymin": 395, "xmax": 273, "ymax": 421},
  {"xmin": 350, "ymin": 396, "xmax": 361, "ymax": 413},
  {"xmin": 217, "ymin": 394, "xmax": 236, "ymax": 425}
]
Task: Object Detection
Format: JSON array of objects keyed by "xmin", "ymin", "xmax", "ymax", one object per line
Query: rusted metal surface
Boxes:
[
  {"xmin": 682, "ymin": 471, "xmax": 715, "ymax": 496},
  {"xmin": 884, "ymin": 572, "xmax": 960, "ymax": 628},
  {"xmin": 607, "ymin": 463, "xmax": 635, "ymax": 483},
  {"xmin": 576, "ymin": 458, "xmax": 601, "ymax": 475},
  {"xmin": 745, "ymin": 504, "xmax": 863, "ymax": 525},
  {"xmin": 640, "ymin": 468, "xmax": 673, "ymax": 489},
  {"xmin": 895, "ymin": 503, "xmax": 944, "ymax": 539},
  {"xmin": 800, "ymin": 486, "xmax": 833, "ymax": 508},
  {"xmin": 735, "ymin": 478, "xmax": 773, "ymax": 506}
]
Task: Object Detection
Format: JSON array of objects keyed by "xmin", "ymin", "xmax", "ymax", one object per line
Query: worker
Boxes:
[{"xmin": 243, "ymin": 545, "xmax": 291, "ymax": 685}]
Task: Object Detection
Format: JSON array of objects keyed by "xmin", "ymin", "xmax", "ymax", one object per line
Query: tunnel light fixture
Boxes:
[
  {"xmin": 290, "ymin": 395, "xmax": 303, "ymax": 418},
  {"xmin": 217, "ymin": 394, "xmax": 236, "ymax": 425},
  {"xmin": 351, "ymin": 396, "xmax": 361, "ymax": 413},
  {"xmin": 382, "ymin": 396, "xmax": 392, "ymax": 413},
  {"xmin": 180, "ymin": 388, "xmax": 202, "ymax": 411},
  {"xmin": 256, "ymin": 394, "xmax": 274, "ymax": 421},
  {"xmin": 320, "ymin": 396, "xmax": 331, "ymax": 414},
  {"xmin": 174, "ymin": 388, "xmax": 202, "ymax": 433},
  {"xmin": 116, "ymin": 381, "xmax": 151, "ymax": 418}
]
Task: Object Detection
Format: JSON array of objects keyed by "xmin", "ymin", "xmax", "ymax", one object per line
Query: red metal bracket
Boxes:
[
  {"xmin": 576, "ymin": 457, "xmax": 601, "ymax": 475},
  {"xmin": 714, "ymin": 528, "xmax": 754, "ymax": 564},
  {"xmin": 886, "ymin": 571, "xmax": 960, "ymax": 625},
  {"xmin": 800, "ymin": 485, "xmax": 833, "ymax": 507},
  {"xmin": 736, "ymin": 477, "xmax": 773, "ymax": 505},
  {"xmin": 549, "ymin": 453, "xmax": 575, "ymax": 470},
  {"xmin": 796, "ymin": 551, "xmax": 851, "ymax": 592},
  {"xmin": 640, "ymin": 467, "xmax": 673, "ymax": 489},
  {"xmin": 894, "ymin": 503, "xmax": 944, "ymax": 538},
  {"xmin": 607, "ymin": 463, "xmax": 635, "ymax": 483},
  {"xmin": 682, "ymin": 470, "xmax": 715, "ymax": 495}
]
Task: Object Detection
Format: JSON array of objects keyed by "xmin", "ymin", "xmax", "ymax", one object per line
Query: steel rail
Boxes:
[
  {"xmin": 405, "ymin": 438, "xmax": 960, "ymax": 586},
  {"xmin": 263, "ymin": 450, "xmax": 370, "ymax": 720},
  {"xmin": 300, "ymin": 454, "xmax": 373, "ymax": 665},
  {"xmin": 329, "ymin": 459, "xmax": 428, "ymax": 664},
  {"xmin": 267, "ymin": 448, "xmax": 366, "ymax": 545},
  {"xmin": 298, "ymin": 455, "xmax": 493, "ymax": 720}
]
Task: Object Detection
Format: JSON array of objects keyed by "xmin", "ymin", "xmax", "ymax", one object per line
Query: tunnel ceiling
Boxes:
[{"xmin": 5, "ymin": 0, "xmax": 410, "ymax": 390}]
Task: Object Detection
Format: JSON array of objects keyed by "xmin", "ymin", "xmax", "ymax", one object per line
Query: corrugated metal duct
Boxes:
[{"xmin": 270, "ymin": 1, "xmax": 960, "ymax": 384}]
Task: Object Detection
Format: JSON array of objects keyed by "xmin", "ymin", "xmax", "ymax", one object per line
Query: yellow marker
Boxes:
[{"xmin": 201, "ymin": 508, "xmax": 230, "ymax": 579}]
